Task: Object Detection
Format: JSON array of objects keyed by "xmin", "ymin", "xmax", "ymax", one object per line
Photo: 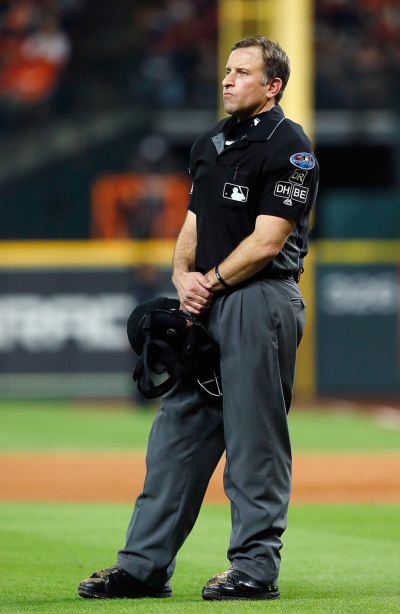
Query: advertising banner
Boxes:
[
  {"xmin": 0, "ymin": 265, "xmax": 174, "ymax": 398},
  {"xmin": 316, "ymin": 263, "xmax": 400, "ymax": 394}
]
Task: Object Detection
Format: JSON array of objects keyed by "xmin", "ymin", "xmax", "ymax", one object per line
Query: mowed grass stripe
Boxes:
[{"xmin": 1, "ymin": 401, "xmax": 400, "ymax": 452}]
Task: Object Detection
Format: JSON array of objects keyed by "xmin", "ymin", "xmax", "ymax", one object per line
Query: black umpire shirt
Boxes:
[{"xmin": 187, "ymin": 104, "xmax": 319, "ymax": 279}]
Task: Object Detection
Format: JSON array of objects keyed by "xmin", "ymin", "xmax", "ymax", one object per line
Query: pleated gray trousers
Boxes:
[{"xmin": 117, "ymin": 277, "xmax": 305, "ymax": 588}]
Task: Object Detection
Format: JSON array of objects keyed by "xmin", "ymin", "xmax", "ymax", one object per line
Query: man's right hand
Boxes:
[{"xmin": 173, "ymin": 271, "xmax": 213, "ymax": 315}]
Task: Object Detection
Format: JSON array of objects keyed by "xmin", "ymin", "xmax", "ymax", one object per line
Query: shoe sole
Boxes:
[
  {"xmin": 78, "ymin": 584, "xmax": 172, "ymax": 599},
  {"xmin": 202, "ymin": 588, "xmax": 280, "ymax": 601}
]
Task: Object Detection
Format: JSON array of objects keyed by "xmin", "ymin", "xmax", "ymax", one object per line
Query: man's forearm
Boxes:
[
  {"xmin": 205, "ymin": 233, "xmax": 271, "ymax": 290},
  {"xmin": 172, "ymin": 227, "xmax": 196, "ymax": 279},
  {"xmin": 205, "ymin": 215, "xmax": 296, "ymax": 291},
  {"xmin": 172, "ymin": 211, "xmax": 213, "ymax": 314}
]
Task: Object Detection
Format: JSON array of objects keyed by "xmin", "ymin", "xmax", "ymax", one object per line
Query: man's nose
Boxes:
[{"xmin": 223, "ymin": 73, "xmax": 234, "ymax": 87}]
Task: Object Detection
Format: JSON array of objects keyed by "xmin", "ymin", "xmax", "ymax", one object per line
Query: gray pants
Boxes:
[{"xmin": 118, "ymin": 278, "xmax": 305, "ymax": 588}]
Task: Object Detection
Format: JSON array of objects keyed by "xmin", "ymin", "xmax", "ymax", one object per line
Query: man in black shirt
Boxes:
[{"xmin": 78, "ymin": 35, "xmax": 318, "ymax": 602}]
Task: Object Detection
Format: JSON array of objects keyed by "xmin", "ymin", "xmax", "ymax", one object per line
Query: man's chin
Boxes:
[
  {"xmin": 223, "ymin": 106, "xmax": 235, "ymax": 117},
  {"xmin": 223, "ymin": 100, "xmax": 236, "ymax": 115}
]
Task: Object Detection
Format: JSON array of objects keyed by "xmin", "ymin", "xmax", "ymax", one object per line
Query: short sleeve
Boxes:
[{"xmin": 257, "ymin": 144, "xmax": 318, "ymax": 223}]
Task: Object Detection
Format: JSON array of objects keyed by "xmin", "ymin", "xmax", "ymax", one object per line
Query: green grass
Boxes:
[
  {"xmin": 0, "ymin": 401, "xmax": 155, "ymax": 451},
  {"xmin": 0, "ymin": 400, "xmax": 399, "ymax": 452},
  {"xmin": 0, "ymin": 502, "xmax": 399, "ymax": 613},
  {"xmin": 0, "ymin": 401, "xmax": 399, "ymax": 612},
  {"xmin": 289, "ymin": 407, "xmax": 400, "ymax": 453}
]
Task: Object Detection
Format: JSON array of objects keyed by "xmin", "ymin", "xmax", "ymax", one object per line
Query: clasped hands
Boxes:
[{"xmin": 174, "ymin": 271, "xmax": 214, "ymax": 315}]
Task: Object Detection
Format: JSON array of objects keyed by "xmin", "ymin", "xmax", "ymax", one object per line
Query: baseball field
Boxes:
[{"xmin": 1, "ymin": 400, "xmax": 399, "ymax": 613}]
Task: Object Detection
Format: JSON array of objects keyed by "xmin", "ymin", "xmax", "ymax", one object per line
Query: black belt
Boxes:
[
  {"xmin": 208, "ymin": 270, "xmax": 298, "ymax": 298},
  {"xmin": 260, "ymin": 270, "xmax": 295, "ymax": 281},
  {"xmin": 197, "ymin": 268, "xmax": 295, "ymax": 281}
]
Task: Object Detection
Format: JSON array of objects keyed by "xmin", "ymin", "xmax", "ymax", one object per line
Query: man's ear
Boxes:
[{"xmin": 266, "ymin": 77, "xmax": 283, "ymax": 100}]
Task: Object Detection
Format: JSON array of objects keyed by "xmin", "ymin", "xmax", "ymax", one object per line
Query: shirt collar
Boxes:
[{"xmin": 224, "ymin": 104, "xmax": 286, "ymax": 142}]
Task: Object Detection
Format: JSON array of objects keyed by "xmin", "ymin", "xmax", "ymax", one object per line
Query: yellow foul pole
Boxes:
[{"xmin": 274, "ymin": 0, "xmax": 314, "ymax": 140}]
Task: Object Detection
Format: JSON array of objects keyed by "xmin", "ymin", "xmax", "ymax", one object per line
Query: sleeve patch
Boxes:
[
  {"xmin": 289, "ymin": 169, "xmax": 308, "ymax": 185},
  {"xmin": 290, "ymin": 152, "xmax": 315, "ymax": 170},
  {"xmin": 274, "ymin": 181, "xmax": 309, "ymax": 206}
]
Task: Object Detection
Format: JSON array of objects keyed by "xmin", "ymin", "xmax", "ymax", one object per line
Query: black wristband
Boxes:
[{"xmin": 215, "ymin": 264, "xmax": 231, "ymax": 289}]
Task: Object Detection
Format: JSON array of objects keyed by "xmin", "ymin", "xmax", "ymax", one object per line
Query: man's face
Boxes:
[{"xmin": 222, "ymin": 47, "xmax": 270, "ymax": 121}]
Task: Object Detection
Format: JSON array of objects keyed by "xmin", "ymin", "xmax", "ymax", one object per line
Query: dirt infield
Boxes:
[{"xmin": 1, "ymin": 452, "xmax": 399, "ymax": 504}]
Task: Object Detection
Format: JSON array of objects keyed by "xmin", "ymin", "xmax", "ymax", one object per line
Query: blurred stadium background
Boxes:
[
  {"xmin": 0, "ymin": 0, "xmax": 399, "ymax": 403},
  {"xmin": 1, "ymin": 3, "xmax": 400, "ymax": 611}
]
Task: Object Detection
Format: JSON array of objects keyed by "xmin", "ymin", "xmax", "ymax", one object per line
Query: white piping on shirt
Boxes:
[{"xmin": 267, "ymin": 117, "xmax": 286, "ymax": 140}]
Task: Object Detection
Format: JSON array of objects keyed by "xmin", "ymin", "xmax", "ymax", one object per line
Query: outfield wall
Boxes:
[
  {"xmin": 0, "ymin": 241, "xmax": 175, "ymax": 399},
  {"xmin": 0, "ymin": 240, "xmax": 399, "ymax": 399},
  {"xmin": 315, "ymin": 240, "xmax": 400, "ymax": 395}
]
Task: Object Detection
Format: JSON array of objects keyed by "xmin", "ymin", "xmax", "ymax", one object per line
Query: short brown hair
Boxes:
[{"xmin": 231, "ymin": 35, "xmax": 290, "ymax": 104}]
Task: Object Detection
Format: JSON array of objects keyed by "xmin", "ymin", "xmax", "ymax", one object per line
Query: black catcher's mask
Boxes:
[{"xmin": 127, "ymin": 297, "xmax": 222, "ymax": 399}]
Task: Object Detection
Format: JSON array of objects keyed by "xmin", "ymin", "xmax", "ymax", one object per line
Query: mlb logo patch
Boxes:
[{"xmin": 223, "ymin": 183, "xmax": 249, "ymax": 202}]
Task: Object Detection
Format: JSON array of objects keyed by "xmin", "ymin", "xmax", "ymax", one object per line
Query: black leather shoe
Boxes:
[
  {"xmin": 202, "ymin": 567, "xmax": 280, "ymax": 601},
  {"xmin": 78, "ymin": 565, "xmax": 172, "ymax": 599}
]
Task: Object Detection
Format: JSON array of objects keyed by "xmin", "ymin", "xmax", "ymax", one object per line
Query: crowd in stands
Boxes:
[
  {"xmin": 315, "ymin": 0, "xmax": 400, "ymax": 110},
  {"xmin": 127, "ymin": 0, "xmax": 217, "ymax": 109},
  {"xmin": 0, "ymin": 0, "xmax": 84, "ymax": 122},
  {"xmin": 127, "ymin": 0, "xmax": 400, "ymax": 112},
  {"xmin": 1, "ymin": 0, "xmax": 400, "ymax": 121},
  {"xmin": 0, "ymin": 0, "xmax": 217, "ymax": 123}
]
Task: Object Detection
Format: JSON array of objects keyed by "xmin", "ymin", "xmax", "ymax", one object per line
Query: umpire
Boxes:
[{"xmin": 78, "ymin": 35, "xmax": 319, "ymax": 601}]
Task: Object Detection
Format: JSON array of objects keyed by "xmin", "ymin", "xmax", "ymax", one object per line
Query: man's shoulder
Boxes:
[
  {"xmin": 278, "ymin": 117, "xmax": 312, "ymax": 149},
  {"xmin": 265, "ymin": 114, "xmax": 317, "ymax": 172}
]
